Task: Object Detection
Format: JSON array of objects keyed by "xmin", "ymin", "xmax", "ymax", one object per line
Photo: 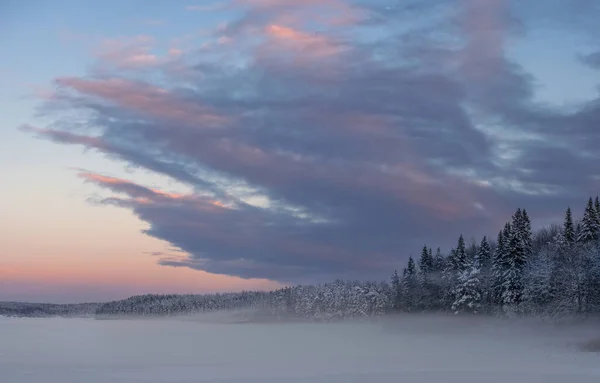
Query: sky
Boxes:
[{"xmin": 1, "ymin": 0, "xmax": 599, "ymax": 303}]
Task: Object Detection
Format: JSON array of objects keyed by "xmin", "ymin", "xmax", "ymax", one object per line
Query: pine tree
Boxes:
[
  {"xmin": 476, "ymin": 236, "xmax": 491, "ymax": 271},
  {"xmin": 509, "ymin": 209, "xmax": 528, "ymax": 271},
  {"xmin": 451, "ymin": 258, "xmax": 482, "ymax": 314},
  {"xmin": 455, "ymin": 234, "xmax": 468, "ymax": 272},
  {"xmin": 418, "ymin": 246, "xmax": 435, "ymax": 310},
  {"xmin": 407, "ymin": 256, "xmax": 416, "ymax": 277},
  {"xmin": 595, "ymin": 197, "xmax": 600, "ymax": 234},
  {"xmin": 521, "ymin": 209, "xmax": 532, "ymax": 257},
  {"xmin": 402, "ymin": 257, "xmax": 418, "ymax": 311},
  {"xmin": 431, "ymin": 247, "xmax": 445, "ymax": 309},
  {"xmin": 492, "ymin": 225, "xmax": 511, "ymax": 306},
  {"xmin": 502, "ymin": 258, "xmax": 523, "ymax": 312},
  {"xmin": 502, "ymin": 211, "xmax": 527, "ymax": 309},
  {"xmin": 564, "ymin": 207, "xmax": 575, "ymax": 244},
  {"xmin": 433, "ymin": 247, "xmax": 444, "ymax": 272},
  {"xmin": 419, "ymin": 245, "xmax": 433, "ymax": 286},
  {"xmin": 442, "ymin": 248, "xmax": 457, "ymax": 310},
  {"xmin": 502, "ymin": 222, "xmax": 512, "ymax": 251},
  {"xmin": 578, "ymin": 197, "xmax": 599, "ymax": 243},
  {"xmin": 390, "ymin": 270, "xmax": 401, "ymax": 311},
  {"xmin": 476, "ymin": 235, "xmax": 492, "ymax": 310}
]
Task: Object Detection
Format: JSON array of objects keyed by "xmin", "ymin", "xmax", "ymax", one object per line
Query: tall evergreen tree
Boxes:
[
  {"xmin": 578, "ymin": 197, "xmax": 599, "ymax": 243},
  {"xmin": 501, "ymin": 210, "xmax": 529, "ymax": 310},
  {"xmin": 433, "ymin": 247, "xmax": 444, "ymax": 272},
  {"xmin": 418, "ymin": 246, "xmax": 434, "ymax": 309},
  {"xmin": 419, "ymin": 245, "xmax": 433, "ymax": 281},
  {"xmin": 390, "ymin": 270, "xmax": 401, "ymax": 310},
  {"xmin": 503, "ymin": 235, "xmax": 524, "ymax": 310},
  {"xmin": 522, "ymin": 209, "xmax": 533, "ymax": 257},
  {"xmin": 595, "ymin": 196, "xmax": 600, "ymax": 232},
  {"xmin": 492, "ymin": 225, "xmax": 511, "ymax": 306},
  {"xmin": 476, "ymin": 235, "xmax": 492, "ymax": 310},
  {"xmin": 476, "ymin": 236, "xmax": 491, "ymax": 271},
  {"xmin": 403, "ymin": 257, "xmax": 418, "ymax": 311},
  {"xmin": 502, "ymin": 222, "xmax": 512, "ymax": 249},
  {"xmin": 442, "ymin": 248, "xmax": 458, "ymax": 309},
  {"xmin": 564, "ymin": 207, "xmax": 575, "ymax": 244},
  {"xmin": 407, "ymin": 256, "xmax": 417, "ymax": 277},
  {"xmin": 451, "ymin": 258, "xmax": 482, "ymax": 314},
  {"xmin": 509, "ymin": 209, "xmax": 528, "ymax": 271},
  {"xmin": 455, "ymin": 234, "xmax": 468, "ymax": 272}
]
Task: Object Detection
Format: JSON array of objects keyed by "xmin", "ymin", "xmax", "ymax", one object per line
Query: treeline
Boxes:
[
  {"xmin": 94, "ymin": 281, "xmax": 391, "ymax": 320},
  {"xmin": 391, "ymin": 197, "xmax": 600, "ymax": 317},
  {"xmin": 94, "ymin": 196, "xmax": 600, "ymax": 320},
  {"xmin": 0, "ymin": 302, "xmax": 99, "ymax": 318}
]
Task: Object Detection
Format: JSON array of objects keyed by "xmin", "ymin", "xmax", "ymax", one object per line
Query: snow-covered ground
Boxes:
[{"xmin": 1, "ymin": 314, "xmax": 599, "ymax": 382}]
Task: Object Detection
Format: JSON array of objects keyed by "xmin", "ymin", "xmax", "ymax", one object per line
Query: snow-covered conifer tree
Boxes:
[
  {"xmin": 419, "ymin": 245, "xmax": 433, "ymax": 287},
  {"xmin": 402, "ymin": 257, "xmax": 418, "ymax": 311},
  {"xmin": 564, "ymin": 207, "xmax": 575, "ymax": 245},
  {"xmin": 451, "ymin": 258, "xmax": 482, "ymax": 314},
  {"xmin": 578, "ymin": 197, "xmax": 599, "ymax": 243},
  {"xmin": 390, "ymin": 270, "xmax": 401, "ymax": 311},
  {"xmin": 476, "ymin": 236, "xmax": 491, "ymax": 272}
]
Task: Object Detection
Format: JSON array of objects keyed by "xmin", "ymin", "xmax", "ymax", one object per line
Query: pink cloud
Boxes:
[
  {"xmin": 95, "ymin": 35, "xmax": 159, "ymax": 70},
  {"xmin": 20, "ymin": 125, "xmax": 108, "ymax": 149},
  {"xmin": 265, "ymin": 24, "xmax": 345, "ymax": 57},
  {"xmin": 54, "ymin": 77, "xmax": 229, "ymax": 127},
  {"xmin": 79, "ymin": 172, "xmax": 231, "ymax": 211}
]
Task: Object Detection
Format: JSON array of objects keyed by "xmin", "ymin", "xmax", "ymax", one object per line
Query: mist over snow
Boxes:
[{"xmin": 2, "ymin": 315, "xmax": 600, "ymax": 383}]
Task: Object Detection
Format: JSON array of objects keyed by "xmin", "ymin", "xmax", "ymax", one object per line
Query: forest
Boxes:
[
  {"xmin": 94, "ymin": 196, "xmax": 600, "ymax": 320},
  {"xmin": 4, "ymin": 197, "xmax": 600, "ymax": 320}
]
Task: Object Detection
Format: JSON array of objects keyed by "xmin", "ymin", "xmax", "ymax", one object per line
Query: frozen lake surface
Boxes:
[{"xmin": 1, "ymin": 314, "xmax": 600, "ymax": 382}]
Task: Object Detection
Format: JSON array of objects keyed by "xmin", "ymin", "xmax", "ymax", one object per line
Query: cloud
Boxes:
[
  {"xmin": 24, "ymin": 0, "xmax": 600, "ymax": 282},
  {"xmin": 95, "ymin": 36, "xmax": 159, "ymax": 70},
  {"xmin": 581, "ymin": 51, "xmax": 600, "ymax": 69}
]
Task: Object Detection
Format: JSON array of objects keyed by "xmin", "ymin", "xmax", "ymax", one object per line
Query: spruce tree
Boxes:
[
  {"xmin": 442, "ymin": 248, "xmax": 458, "ymax": 309},
  {"xmin": 432, "ymin": 247, "xmax": 445, "ymax": 309},
  {"xmin": 455, "ymin": 234, "xmax": 468, "ymax": 272},
  {"xmin": 451, "ymin": 258, "xmax": 482, "ymax": 314},
  {"xmin": 419, "ymin": 245, "xmax": 433, "ymax": 282},
  {"xmin": 433, "ymin": 247, "xmax": 444, "ymax": 272},
  {"xmin": 403, "ymin": 257, "xmax": 418, "ymax": 311},
  {"xmin": 502, "ymin": 222, "xmax": 512, "ymax": 251},
  {"xmin": 407, "ymin": 256, "xmax": 416, "ymax": 277},
  {"xmin": 595, "ymin": 196, "xmax": 600, "ymax": 233},
  {"xmin": 476, "ymin": 235, "xmax": 492, "ymax": 310},
  {"xmin": 578, "ymin": 197, "xmax": 599, "ymax": 243},
  {"xmin": 390, "ymin": 270, "xmax": 401, "ymax": 310},
  {"xmin": 501, "ymin": 210, "xmax": 528, "ymax": 310},
  {"xmin": 418, "ymin": 246, "xmax": 434, "ymax": 309},
  {"xmin": 521, "ymin": 209, "xmax": 532, "ymax": 257},
  {"xmin": 564, "ymin": 207, "xmax": 575, "ymax": 244},
  {"xmin": 509, "ymin": 209, "xmax": 527, "ymax": 270},
  {"xmin": 492, "ymin": 224, "xmax": 511, "ymax": 306},
  {"xmin": 503, "ymin": 231, "xmax": 523, "ymax": 309},
  {"xmin": 476, "ymin": 236, "xmax": 491, "ymax": 271}
]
